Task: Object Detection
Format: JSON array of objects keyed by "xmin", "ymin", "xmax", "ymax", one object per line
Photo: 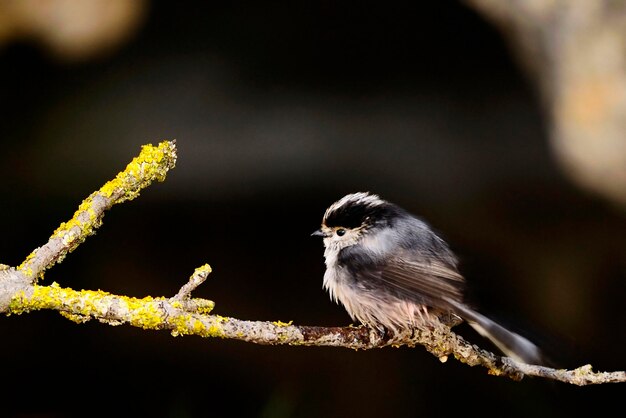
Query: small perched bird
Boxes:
[{"xmin": 312, "ymin": 192, "xmax": 542, "ymax": 364}]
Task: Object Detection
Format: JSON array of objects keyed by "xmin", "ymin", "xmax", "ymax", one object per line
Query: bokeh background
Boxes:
[{"xmin": 1, "ymin": 1, "xmax": 624, "ymax": 417}]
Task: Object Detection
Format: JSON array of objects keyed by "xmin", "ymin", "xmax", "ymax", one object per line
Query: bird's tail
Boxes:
[{"xmin": 446, "ymin": 299, "xmax": 543, "ymax": 365}]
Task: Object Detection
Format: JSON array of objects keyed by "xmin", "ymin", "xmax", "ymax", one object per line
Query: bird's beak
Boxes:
[{"xmin": 311, "ymin": 229, "xmax": 326, "ymax": 237}]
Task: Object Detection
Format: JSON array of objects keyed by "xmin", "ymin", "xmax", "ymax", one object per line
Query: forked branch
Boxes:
[{"xmin": 0, "ymin": 141, "xmax": 623, "ymax": 386}]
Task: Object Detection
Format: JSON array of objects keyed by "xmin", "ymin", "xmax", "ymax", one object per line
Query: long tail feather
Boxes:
[{"xmin": 446, "ymin": 299, "xmax": 543, "ymax": 365}]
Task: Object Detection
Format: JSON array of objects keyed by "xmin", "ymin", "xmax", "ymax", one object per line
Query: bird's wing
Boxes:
[
  {"xmin": 338, "ymin": 240, "xmax": 466, "ymax": 308},
  {"xmin": 377, "ymin": 253, "xmax": 466, "ymax": 307}
]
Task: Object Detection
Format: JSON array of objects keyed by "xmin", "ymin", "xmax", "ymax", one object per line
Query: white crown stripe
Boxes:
[{"xmin": 323, "ymin": 192, "xmax": 385, "ymax": 222}]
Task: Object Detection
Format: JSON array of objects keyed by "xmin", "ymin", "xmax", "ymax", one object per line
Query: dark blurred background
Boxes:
[{"xmin": 1, "ymin": 1, "xmax": 624, "ymax": 417}]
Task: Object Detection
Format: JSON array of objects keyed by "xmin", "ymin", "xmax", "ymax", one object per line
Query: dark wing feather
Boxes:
[
  {"xmin": 340, "ymin": 245, "xmax": 466, "ymax": 310},
  {"xmin": 378, "ymin": 254, "xmax": 466, "ymax": 308}
]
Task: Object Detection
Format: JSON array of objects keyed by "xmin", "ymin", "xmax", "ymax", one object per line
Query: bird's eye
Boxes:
[{"xmin": 336, "ymin": 228, "xmax": 346, "ymax": 236}]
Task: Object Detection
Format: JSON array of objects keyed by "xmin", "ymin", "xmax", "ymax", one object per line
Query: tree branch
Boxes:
[
  {"xmin": 17, "ymin": 140, "xmax": 177, "ymax": 282},
  {"xmin": 1, "ymin": 140, "xmax": 623, "ymax": 386}
]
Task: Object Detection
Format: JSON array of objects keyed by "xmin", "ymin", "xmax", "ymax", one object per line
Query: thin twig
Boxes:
[{"xmin": 173, "ymin": 264, "xmax": 212, "ymax": 301}]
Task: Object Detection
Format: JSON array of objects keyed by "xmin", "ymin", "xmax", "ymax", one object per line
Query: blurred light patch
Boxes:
[{"xmin": 0, "ymin": 0, "xmax": 147, "ymax": 61}]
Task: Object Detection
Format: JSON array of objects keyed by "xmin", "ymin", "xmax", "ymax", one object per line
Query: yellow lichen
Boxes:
[
  {"xmin": 487, "ymin": 368, "xmax": 505, "ymax": 377},
  {"xmin": 171, "ymin": 314, "xmax": 193, "ymax": 337},
  {"xmin": 194, "ymin": 264, "xmax": 212, "ymax": 276},
  {"xmin": 8, "ymin": 266, "xmax": 228, "ymax": 340},
  {"xmin": 193, "ymin": 319, "xmax": 207, "ymax": 334},
  {"xmin": 206, "ymin": 316, "xmax": 227, "ymax": 337},
  {"xmin": 99, "ymin": 141, "xmax": 177, "ymax": 202},
  {"xmin": 169, "ymin": 297, "xmax": 214, "ymax": 314},
  {"xmin": 272, "ymin": 320, "xmax": 293, "ymax": 327},
  {"xmin": 8, "ymin": 283, "xmax": 169, "ymax": 331},
  {"xmin": 17, "ymin": 252, "xmax": 37, "ymax": 279},
  {"xmin": 7, "ymin": 290, "xmax": 28, "ymax": 315},
  {"xmin": 60, "ymin": 311, "xmax": 92, "ymax": 324},
  {"xmin": 17, "ymin": 141, "xmax": 177, "ymax": 279},
  {"xmin": 170, "ymin": 313, "xmax": 226, "ymax": 338},
  {"xmin": 191, "ymin": 298, "xmax": 215, "ymax": 315}
]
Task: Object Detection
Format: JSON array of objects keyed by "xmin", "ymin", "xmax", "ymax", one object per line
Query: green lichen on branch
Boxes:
[{"xmin": 17, "ymin": 141, "xmax": 177, "ymax": 282}]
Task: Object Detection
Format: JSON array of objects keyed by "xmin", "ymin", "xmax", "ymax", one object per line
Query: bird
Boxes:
[{"xmin": 312, "ymin": 191, "xmax": 542, "ymax": 364}]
